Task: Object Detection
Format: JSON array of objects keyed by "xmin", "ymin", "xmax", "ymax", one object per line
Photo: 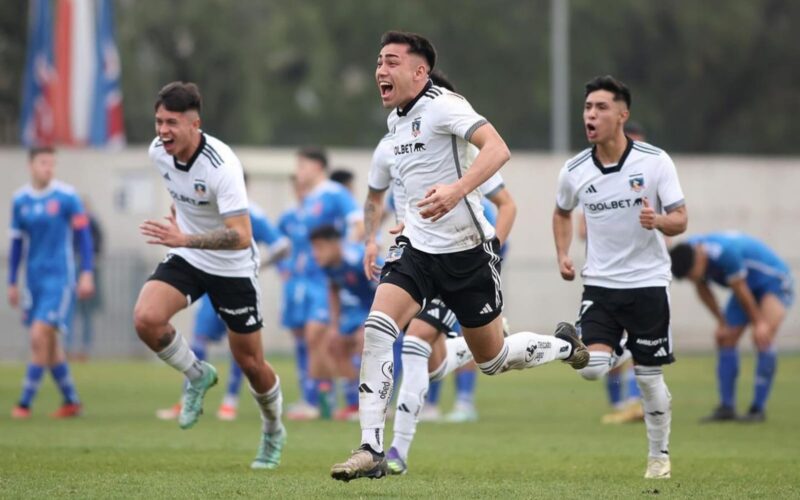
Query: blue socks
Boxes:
[
  {"xmin": 752, "ymin": 350, "xmax": 777, "ymax": 411},
  {"xmin": 718, "ymin": 347, "xmax": 739, "ymax": 408},
  {"xmin": 455, "ymin": 370, "xmax": 477, "ymax": 405},
  {"xmin": 227, "ymin": 358, "xmax": 243, "ymax": 398},
  {"xmin": 50, "ymin": 362, "xmax": 80, "ymax": 405},
  {"xmin": 626, "ymin": 366, "xmax": 641, "ymax": 400},
  {"xmin": 19, "ymin": 364, "xmax": 45, "ymax": 408},
  {"xmin": 427, "ymin": 379, "xmax": 442, "ymax": 406},
  {"xmin": 294, "ymin": 339, "xmax": 317, "ymax": 405},
  {"xmin": 605, "ymin": 371, "xmax": 623, "ymax": 407}
]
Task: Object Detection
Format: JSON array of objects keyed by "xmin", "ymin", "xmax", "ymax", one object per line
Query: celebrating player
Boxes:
[
  {"xmin": 134, "ymin": 82, "xmax": 285, "ymax": 470},
  {"xmin": 330, "ymin": 31, "xmax": 588, "ymax": 482},
  {"xmin": 670, "ymin": 233, "xmax": 794, "ymax": 422},
  {"xmin": 9, "ymin": 147, "xmax": 95, "ymax": 419},
  {"xmin": 553, "ymin": 76, "xmax": 688, "ymax": 479}
]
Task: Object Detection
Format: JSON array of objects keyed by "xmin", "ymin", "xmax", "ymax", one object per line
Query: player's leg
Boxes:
[
  {"xmin": 48, "ymin": 293, "xmax": 82, "ymax": 418},
  {"xmin": 333, "ymin": 311, "xmax": 365, "ymax": 421},
  {"xmin": 445, "ymin": 363, "xmax": 479, "ymax": 423},
  {"xmin": 281, "ymin": 278, "xmax": 318, "ymax": 418},
  {"xmin": 303, "ymin": 280, "xmax": 336, "ymax": 418},
  {"xmin": 703, "ymin": 294, "xmax": 747, "ymax": 422},
  {"xmin": 742, "ymin": 292, "xmax": 788, "ymax": 422}
]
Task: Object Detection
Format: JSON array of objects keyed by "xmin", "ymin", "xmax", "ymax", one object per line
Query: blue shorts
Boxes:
[
  {"xmin": 194, "ymin": 294, "xmax": 227, "ymax": 342},
  {"xmin": 340, "ymin": 305, "xmax": 368, "ymax": 336},
  {"xmin": 281, "ymin": 277, "xmax": 330, "ymax": 329},
  {"xmin": 724, "ymin": 278, "xmax": 795, "ymax": 327},
  {"xmin": 23, "ymin": 281, "xmax": 75, "ymax": 334}
]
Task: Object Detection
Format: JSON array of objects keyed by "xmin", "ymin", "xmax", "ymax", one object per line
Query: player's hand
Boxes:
[
  {"xmin": 76, "ymin": 271, "xmax": 95, "ymax": 300},
  {"xmin": 752, "ymin": 319, "xmax": 772, "ymax": 351},
  {"xmin": 558, "ymin": 254, "xmax": 576, "ymax": 281},
  {"xmin": 389, "ymin": 222, "xmax": 405, "ymax": 235},
  {"xmin": 7, "ymin": 285, "xmax": 19, "ymax": 308},
  {"xmin": 417, "ymin": 183, "xmax": 465, "ymax": 222},
  {"xmin": 639, "ymin": 197, "xmax": 658, "ymax": 230},
  {"xmin": 140, "ymin": 214, "xmax": 188, "ymax": 248},
  {"xmin": 363, "ymin": 241, "xmax": 382, "ymax": 281}
]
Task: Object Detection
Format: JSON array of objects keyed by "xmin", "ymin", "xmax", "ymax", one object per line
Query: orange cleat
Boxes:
[
  {"xmin": 155, "ymin": 402, "xmax": 182, "ymax": 421},
  {"xmin": 333, "ymin": 404, "xmax": 359, "ymax": 422},
  {"xmin": 12, "ymin": 406, "xmax": 31, "ymax": 419},
  {"xmin": 50, "ymin": 403, "xmax": 82, "ymax": 419},
  {"xmin": 216, "ymin": 403, "xmax": 238, "ymax": 421}
]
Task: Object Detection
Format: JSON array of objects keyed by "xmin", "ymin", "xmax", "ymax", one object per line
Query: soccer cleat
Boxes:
[
  {"xmin": 601, "ymin": 401, "xmax": 644, "ymax": 424},
  {"xmin": 217, "ymin": 403, "xmax": 238, "ymax": 421},
  {"xmin": 250, "ymin": 426, "xmax": 287, "ymax": 470},
  {"xmin": 178, "ymin": 362, "xmax": 218, "ymax": 430},
  {"xmin": 444, "ymin": 404, "xmax": 478, "ymax": 423},
  {"xmin": 554, "ymin": 322, "xmax": 590, "ymax": 369},
  {"xmin": 50, "ymin": 403, "xmax": 82, "ymax": 419},
  {"xmin": 386, "ymin": 447, "xmax": 408, "ymax": 475},
  {"xmin": 738, "ymin": 406, "xmax": 766, "ymax": 423},
  {"xmin": 286, "ymin": 401, "xmax": 320, "ymax": 421},
  {"xmin": 11, "ymin": 406, "xmax": 31, "ymax": 419},
  {"xmin": 330, "ymin": 444, "xmax": 388, "ymax": 482},
  {"xmin": 417, "ymin": 404, "xmax": 442, "ymax": 422},
  {"xmin": 700, "ymin": 405, "xmax": 737, "ymax": 423},
  {"xmin": 644, "ymin": 457, "xmax": 671, "ymax": 479},
  {"xmin": 156, "ymin": 402, "xmax": 182, "ymax": 421},
  {"xmin": 333, "ymin": 404, "xmax": 359, "ymax": 422}
]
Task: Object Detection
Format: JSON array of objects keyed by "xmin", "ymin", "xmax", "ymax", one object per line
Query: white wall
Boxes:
[{"xmin": 0, "ymin": 147, "xmax": 797, "ymax": 359}]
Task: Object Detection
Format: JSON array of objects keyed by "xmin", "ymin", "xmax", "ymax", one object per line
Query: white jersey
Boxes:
[
  {"xmin": 367, "ymin": 82, "xmax": 495, "ymax": 253},
  {"xmin": 556, "ymin": 139, "xmax": 685, "ymax": 288},
  {"xmin": 148, "ymin": 133, "xmax": 259, "ymax": 278}
]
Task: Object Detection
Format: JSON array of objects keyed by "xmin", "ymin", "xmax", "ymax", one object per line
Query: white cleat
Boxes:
[{"xmin": 644, "ymin": 457, "xmax": 671, "ymax": 479}]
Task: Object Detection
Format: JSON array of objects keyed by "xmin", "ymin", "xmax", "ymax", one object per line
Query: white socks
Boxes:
[
  {"xmin": 359, "ymin": 311, "xmax": 401, "ymax": 453},
  {"xmin": 157, "ymin": 333, "xmax": 204, "ymax": 381},
  {"xmin": 250, "ymin": 377, "xmax": 283, "ymax": 434},
  {"xmin": 635, "ymin": 366, "xmax": 671, "ymax": 458},
  {"xmin": 578, "ymin": 351, "xmax": 613, "ymax": 380},
  {"xmin": 429, "ymin": 336, "xmax": 473, "ymax": 382},
  {"xmin": 478, "ymin": 332, "xmax": 571, "ymax": 375},
  {"xmin": 391, "ymin": 336, "xmax": 431, "ymax": 460}
]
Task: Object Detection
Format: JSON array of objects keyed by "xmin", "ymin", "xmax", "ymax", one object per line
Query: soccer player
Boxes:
[
  {"xmin": 553, "ymin": 76, "xmax": 688, "ymax": 479},
  {"xmin": 156, "ymin": 199, "xmax": 289, "ymax": 421},
  {"xmin": 9, "ymin": 147, "xmax": 95, "ymax": 419},
  {"xmin": 669, "ymin": 233, "xmax": 794, "ymax": 422},
  {"xmin": 134, "ymin": 82, "xmax": 285, "ymax": 470},
  {"xmin": 330, "ymin": 31, "xmax": 588, "ymax": 482}
]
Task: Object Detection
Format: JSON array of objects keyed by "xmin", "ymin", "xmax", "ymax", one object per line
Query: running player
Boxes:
[
  {"xmin": 134, "ymin": 81, "xmax": 285, "ymax": 470},
  {"xmin": 670, "ymin": 233, "xmax": 793, "ymax": 422},
  {"xmin": 330, "ymin": 31, "xmax": 587, "ymax": 482},
  {"xmin": 553, "ymin": 75, "xmax": 688, "ymax": 479},
  {"xmin": 9, "ymin": 147, "xmax": 95, "ymax": 419}
]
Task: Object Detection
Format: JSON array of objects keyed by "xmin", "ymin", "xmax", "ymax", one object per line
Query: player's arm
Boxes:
[
  {"xmin": 7, "ymin": 235, "xmax": 23, "ymax": 308},
  {"xmin": 694, "ymin": 280, "xmax": 724, "ymax": 324},
  {"xmin": 140, "ymin": 212, "xmax": 253, "ymax": 250},
  {"xmin": 486, "ymin": 187, "xmax": 516, "ymax": 246},
  {"xmin": 73, "ymin": 214, "xmax": 96, "ymax": 299},
  {"xmin": 262, "ymin": 239, "xmax": 290, "ymax": 267},
  {"xmin": 552, "ymin": 205, "xmax": 576, "ymax": 281},
  {"xmin": 363, "ymin": 187, "xmax": 386, "ymax": 280},
  {"xmin": 729, "ymin": 277, "xmax": 768, "ymax": 334},
  {"xmin": 418, "ymin": 123, "xmax": 510, "ymax": 222}
]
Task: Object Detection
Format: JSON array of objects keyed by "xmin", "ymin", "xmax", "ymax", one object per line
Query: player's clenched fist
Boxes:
[
  {"xmin": 639, "ymin": 197, "xmax": 658, "ymax": 230},
  {"xmin": 558, "ymin": 254, "xmax": 576, "ymax": 281}
]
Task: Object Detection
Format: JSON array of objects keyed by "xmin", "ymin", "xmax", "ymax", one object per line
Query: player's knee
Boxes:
[
  {"xmin": 577, "ymin": 363, "xmax": 607, "ymax": 381},
  {"xmin": 364, "ymin": 311, "xmax": 400, "ymax": 350},
  {"xmin": 234, "ymin": 354, "xmax": 263, "ymax": 379}
]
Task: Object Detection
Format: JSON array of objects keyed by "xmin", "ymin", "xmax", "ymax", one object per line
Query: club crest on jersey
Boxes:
[
  {"xmin": 411, "ymin": 116, "xmax": 422, "ymax": 137},
  {"xmin": 46, "ymin": 199, "xmax": 60, "ymax": 215},
  {"xmin": 193, "ymin": 179, "xmax": 207, "ymax": 196},
  {"xmin": 629, "ymin": 174, "xmax": 645, "ymax": 192}
]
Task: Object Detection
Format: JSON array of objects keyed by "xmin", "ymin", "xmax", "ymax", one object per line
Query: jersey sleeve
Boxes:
[
  {"xmin": 251, "ymin": 211, "xmax": 285, "ymax": 249},
  {"xmin": 67, "ymin": 192, "xmax": 89, "ymax": 230},
  {"xmin": 367, "ymin": 140, "xmax": 393, "ymax": 191},
  {"xmin": 215, "ymin": 160, "xmax": 249, "ymax": 217},
  {"xmin": 9, "ymin": 198, "xmax": 23, "ymax": 238},
  {"xmin": 335, "ymin": 189, "xmax": 363, "ymax": 224},
  {"xmin": 657, "ymin": 152, "xmax": 685, "ymax": 213},
  {"xmin": 555, "ymin": 166, "xmax": 578, "ymax": 211},
  {"xmin": 430, "ymin": 94, "xmax": 488, "ymax": 141},
  {"xmin": 480, "ymin": 172, "xmax": 505, "ymax": 198},
  {"xmin": 715, "ymin": 245, "xmax": 747, "ymax": 283}
]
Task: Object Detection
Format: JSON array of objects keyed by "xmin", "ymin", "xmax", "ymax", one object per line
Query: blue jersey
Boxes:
[
  {"xmin": 278, "ymin": 204, "xmax": 316, "ymax": 278},
  {"xmin": 250, "ymin": 203, "xmax": 285, "ymax": 251},
  {"xmin": 323, "ymin": 243, "xmax": 378, "ymax": 310},
  {"xmin": 11, "ymin": 181, "xmax": 88, "ymax": 286},
  {"xmin": 481, "ymin": 198, "xmax": 497, "ymax": 227},
  {"xmin": 689, "ymin": 232, "xmax": 792, "ymax": 292}
]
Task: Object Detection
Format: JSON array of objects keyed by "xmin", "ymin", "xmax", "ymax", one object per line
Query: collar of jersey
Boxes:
[
  {"xmin": 25, "ymin": 181, "xmax": 57, "ymax": 198},
  {"xmin": 396, "ymin": 79, "xmax": 432, "ymax": 117},
  {"xmin": 173, "ymin": 133, "xmax": 207, "ymax": 172},
  {"xmin": 591, "ymin": 136, "xmax": 633, "ymax": 175}
]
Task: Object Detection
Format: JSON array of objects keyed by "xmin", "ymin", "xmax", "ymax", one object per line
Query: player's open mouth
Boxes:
[
  {"xmin": 161, "ymin": 138, "xmax": 175, "ymax": 149},
  {"xmin": 379, "ymin": 81, "xmax": 394, "ymax": 99},
  {"xmin": 586, "ymin": 123, "xmax": 597, "ymax": 138}
]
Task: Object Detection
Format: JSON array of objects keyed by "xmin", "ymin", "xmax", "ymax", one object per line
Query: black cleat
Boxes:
[
  {"xmin": 738, "ymin": 406, "xmax": 766, "ymax": 423},
  {"xmin": 554, "ymin": 322, "xmax": 589, "ymax": 369},
  {"xmin": 700, "ymin": 405, "xmax": 738, "ymax": 423}
]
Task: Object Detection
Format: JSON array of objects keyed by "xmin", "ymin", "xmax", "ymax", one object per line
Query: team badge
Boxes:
[
  {"xmin": 193, "ymin": 179, "xmax": 207, "ymax": 196},
  {"xmin": 46, "ymin": 199, "xmax": 60, "ymax": 215},
  {"xmin": 629, "ymin": 174, "xmax": 645, "ymax": 192},
  {"xmin": 411, "ymin": 116, "xmax": 422, "ymax": 137}
]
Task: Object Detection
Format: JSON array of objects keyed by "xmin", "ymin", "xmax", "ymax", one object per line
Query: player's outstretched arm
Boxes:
[
  {"xmin": 140, "ymin": 212, "xmax": 252, "ymax": 250},
  {"xmin": 487, "ymin": 187, "xmax": 517, "ymax": 246},
  {"xmin": 552, "ymin": 205, "xmax": 575, "ymax": 281},
  {"xmin": 363, "ymin": 188, "xmax": 386, "ymax": 280}
]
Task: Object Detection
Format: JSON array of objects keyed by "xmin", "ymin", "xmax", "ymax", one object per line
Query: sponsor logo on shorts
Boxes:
[
  {"xmin": 636, "ymin": 338, "xmax": 667, "ymax": 347},
  {"xmin": 219, "ymin": 306, "xmax": 255, "ymax": 316}
]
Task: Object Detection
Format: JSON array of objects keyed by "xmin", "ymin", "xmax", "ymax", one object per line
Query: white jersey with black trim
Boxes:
[
  {"xmin": 373, "ymin": 82, "xmax": 495, "ymax": 253},
  {"xmin": 149, "ymin": 133, "xmax": 259, "ymax": 278},
  {"xmin": 556, "ymin": 139, "xmax": 685, "ymax": 288}
]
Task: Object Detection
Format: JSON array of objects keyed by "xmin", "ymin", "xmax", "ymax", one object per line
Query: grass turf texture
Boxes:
[{"xmin": 1, "ymin": 354, "xmax": 798, "ymax": 499}]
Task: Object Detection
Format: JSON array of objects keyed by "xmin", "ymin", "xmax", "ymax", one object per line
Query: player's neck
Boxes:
[
  {"xmin": 175, "ymin": 132, "xmax": 202, "ymax": 164},
  {"xmin": 594, "ymin": 133, "xmax": 628, "ymax": 166},
  {"xmin": 397, "ymin": 79, "xmax": 431, "ymax": 113},
  {"xmin": 31, "ymin": 179, "xmax": 52, "ymax": 191}
]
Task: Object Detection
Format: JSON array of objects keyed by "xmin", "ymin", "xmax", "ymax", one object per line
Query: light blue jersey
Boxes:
[{"xmin": 322, "ymin": 243, "xmax": 379, "ymax": 335}]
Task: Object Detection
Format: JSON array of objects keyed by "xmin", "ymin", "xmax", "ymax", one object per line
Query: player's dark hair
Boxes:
[
  {"xmin": 429, "ymin": 69, "xmax": 455, "ymax": 91},
  {"xmin": 585, "ymin": 75, "xmax": 631, "ymax": 109},
  {"xmin": 29, "ymin": 146, "xmax": 55, "ymax": 161},
  {"xmin": 624, "ymin": 121, "xmax": 645, "ymax": 138},
  {"xmin": 309, "ymin": 224, "xmax": 342, "ymax": 241},
  {"xmin": 380, "ymin": 31, "xmax": 436, "ymax": 71},
  {"xmin": 669, "ymin": 242, "xmax": 695, "ymax": 279},
  {"xmin": 154, "ymin": 81, "xmax": 202, "ymax": 113},
  {"xmin": 298, "ymin": 146, "xmax": 328, "ymax": 170},
  {"xmin": 330, "ymin": 168, "xmax": 354, "ymax": 186}
]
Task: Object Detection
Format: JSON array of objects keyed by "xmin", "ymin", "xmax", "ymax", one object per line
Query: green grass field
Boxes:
[{"xmin": 1, "ymin": 354, "xmax": 798, "ymax": 499}]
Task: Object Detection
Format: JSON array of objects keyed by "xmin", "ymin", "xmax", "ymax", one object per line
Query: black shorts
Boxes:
[
  {"xmin": 577, "ymin": 285, "xmax": 674, "ymax": 366},
  {"xmin": 148, "ymin": 254, "xmax": 263, "ymax": 334},
  {"xmin": 380, "ymin": 236, "xmax": 503, "ymax": 328},
  {"xmin": 415, "ymin": 297, "xmax": 459, "ymax": 338}
]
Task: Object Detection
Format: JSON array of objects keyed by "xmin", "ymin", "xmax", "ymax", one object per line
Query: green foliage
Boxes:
[{"xmin": 1, "ymin": 355, "xmax": 798, "ymax": 497}]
